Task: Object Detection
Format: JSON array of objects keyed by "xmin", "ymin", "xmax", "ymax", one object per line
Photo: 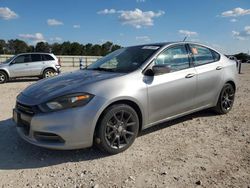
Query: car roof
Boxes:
[
  {"xmin": 15, "ymin": 52, "xmax": 54, "ymax": 55},
  {"xmin": 127, "ymin": 41, "xmax": 221, "ymax": 54}
]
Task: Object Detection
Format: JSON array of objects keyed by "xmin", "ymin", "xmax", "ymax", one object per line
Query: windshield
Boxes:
[
  {"xmin": 2, "ymin": 56, "xmax": 16, "ymax": 64},
  {"xmin": 87, "ymin": 45, "xmax": 160, "ymax": 73}
]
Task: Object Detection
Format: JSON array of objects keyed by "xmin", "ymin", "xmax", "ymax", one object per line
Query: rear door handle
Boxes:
[
  {"xmin": 216, "ymin": 66, "xmax": 223, "ymax": 70},
  {"xmin": 185, "ymin": 73, "xmax": 196, "ymax": 78}
]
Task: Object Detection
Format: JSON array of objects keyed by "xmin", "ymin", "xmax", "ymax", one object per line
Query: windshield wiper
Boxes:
[{"xmin": 88, "ymin": 67, "xmax": 115, "ymax": 72}]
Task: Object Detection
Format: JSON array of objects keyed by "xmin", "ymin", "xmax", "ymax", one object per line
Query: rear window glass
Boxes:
[{"xmin": 42, "ymin": 54, "xmax": 54, "ymax": 61}]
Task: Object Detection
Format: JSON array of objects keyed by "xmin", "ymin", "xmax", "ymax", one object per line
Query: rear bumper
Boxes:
[{"xmin": 55, "ymin": 65, "xmax": 61, "ymax": 74}]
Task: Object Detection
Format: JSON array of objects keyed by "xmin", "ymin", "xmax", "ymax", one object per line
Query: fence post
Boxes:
[{"xmin": 85, "ymin": 57, "xmax": 88, "ymax": 68}]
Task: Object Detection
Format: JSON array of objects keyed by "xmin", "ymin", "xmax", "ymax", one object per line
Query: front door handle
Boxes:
[
  {"xmin": 185, "ymin": 73, "xmax": 196, "ymax": 78},
  {"xmin": 216, "ymin": 66, "xmax": 223, "ymax": 70}
]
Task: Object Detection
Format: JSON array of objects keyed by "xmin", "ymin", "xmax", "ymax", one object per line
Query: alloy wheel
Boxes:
[
  {"xmin": 221, "ymin": 85, "xmax": 235, "ymax": 111},
  {"xmin": 105, "ymin": 110, "xmax": 137, "ymax": 150}
]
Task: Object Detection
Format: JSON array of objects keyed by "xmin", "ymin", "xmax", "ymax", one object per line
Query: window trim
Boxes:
[
  {"xmin": 12, "ymin": 54, "xmax": 32, "ymax": 64},
  {"xmin": 187, "ymin": 44, "xmax": 221, "ymax": 67}
]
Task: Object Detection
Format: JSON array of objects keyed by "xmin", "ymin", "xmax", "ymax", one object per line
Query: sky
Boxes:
[{"xmin": 0, "ymin": 0, "xmax": 250, "ymax": 54}]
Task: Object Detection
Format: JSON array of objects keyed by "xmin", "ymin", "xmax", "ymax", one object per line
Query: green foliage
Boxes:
[{"xmin": 0, "ymin": 39, "xmax": 122, "ymax": 56}]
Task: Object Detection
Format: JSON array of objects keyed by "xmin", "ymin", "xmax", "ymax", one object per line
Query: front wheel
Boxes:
[
  {"xmin": 214, "ymin": 83, "xmax": 235, "ymax": 114},
  {"xmin": 95, "ymin": 104, "xmax": 139, "ymax": 154}
]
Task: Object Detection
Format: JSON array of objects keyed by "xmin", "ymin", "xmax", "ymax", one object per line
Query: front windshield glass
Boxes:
[
  {"xmin": 87, "ymin": 45, "xmax": 160, "ymax": 73},
  {"xmin": 2, "ymin": 56, "xmax": 16, "ymax": 64}
]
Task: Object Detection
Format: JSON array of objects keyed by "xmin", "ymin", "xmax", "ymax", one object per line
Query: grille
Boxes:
[{"xmin": 16, "ymin": 102, "xmax": 35, "ymax": 115}]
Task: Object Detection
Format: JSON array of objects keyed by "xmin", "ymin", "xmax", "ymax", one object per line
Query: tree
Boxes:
[
  {"xmin": 0, "ymin": 39, "xmax": 6, "ymax": 54},
  {"xmin": 7, "ymin": 39, "xmax": 29, "ymax": 54},
  {"xmin": 0, "ymin": 38, "xmax": 122, "ymax": 56},
  {"xmin": 234, "ymin": 53, "xmax": 250, "ymax": 63},
  {"xmin": 35, "ymin": 42, "xmax": 50, "ymax": 52},
  {"xmin": 70, "ymin": 42, "xmax": 82, "ymax": 55}
]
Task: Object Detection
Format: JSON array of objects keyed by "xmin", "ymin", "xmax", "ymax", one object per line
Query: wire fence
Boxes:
[{"xmin": 0, "ymin": 55, "xmax": 102, "ymax": 67}]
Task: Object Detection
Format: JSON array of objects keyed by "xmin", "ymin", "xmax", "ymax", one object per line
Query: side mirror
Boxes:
[{"xmin": 152, "ymin": 64, "xmax": 171, "ymax": 75}]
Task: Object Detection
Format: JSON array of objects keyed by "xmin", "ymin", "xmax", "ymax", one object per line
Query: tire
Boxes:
[
  {"xmin": 43, "ymin": 69, "xmax": 56, "ymax": 79},
  {"xmin": 0, "ymin": 71, "xmax": 8, "ymax": 84},
  {"xmin": 95, "ymin": 104, "xmax": 139, "ymax": 154},
  {"xmin": 214, "ymin": 83, "xmax": 235, "ymax": 114}
]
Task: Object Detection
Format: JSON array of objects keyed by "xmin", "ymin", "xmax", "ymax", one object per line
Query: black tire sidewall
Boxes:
[
  {"xmin": 218, "ymin": 83, "xmax": 235, "ymax": 114},
  {"xmin": 96, "ymin": 104, "xmax": 139, "ymax": 154},
  {"xmin": 0, "ymin": 71, "xmax": 7, "ymax": 84},
  {"xmin": 43, "ymin": 69, "xmax": 55, "ymax": 78}
]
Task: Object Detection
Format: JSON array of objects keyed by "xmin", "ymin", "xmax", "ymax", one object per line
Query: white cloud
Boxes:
[
  {"xmin": 221, "ymin": 7, "xmax": 250, "ymax": 17},
  {"xmin": 136, "ymin": 0, "xmax": 146, "ymax": 2},
  {"xmin": 0, "ymin": 7, "xmax": 18, "ymax": 20},
  {"xmin": 50, "ymin": 37, "xmax": 62, "ymax": 42},
  {"xmin": 73, "ymin": 24, "xmax": 81, "ymax": 29},
  {"xmin": 97, "ymin": 9, "xmax": 116, "ymax": 15},
  {"xmin": 230, "ymin": 18, "xmax": 237, "ymax": 22},
  {"xmin": 179, "ymin": 30, "xmax": 198, "ymax": 37},
  {"xmin": 118, "ymin": 9, "xmax": 165, "ymax": 28},
  {"xmin": 47, "ymin": 19, "xmax": 63, "ymax": 26},
  {"xmin": 232, "ymin": 26, "xmax": 250, "ymax": 40},
  {"xmin": 136, "ymin": 36, "xmax": 151, "ymax": 42},
  {"xmin": 97, "ymin": 8, "xmax": 164, "ymax": 28},
  {"xmin": 19, "ymin": 33, "xmax": 45, "ymax": 43},
  {"xmin": 73, "ymin": 24, "xmax": 80, "ymax": 28}
]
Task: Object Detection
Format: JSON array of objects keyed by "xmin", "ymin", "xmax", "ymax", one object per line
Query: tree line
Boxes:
[{"xmin": 0, "ymin": 39, "xmax": 121, "ymax": 56}]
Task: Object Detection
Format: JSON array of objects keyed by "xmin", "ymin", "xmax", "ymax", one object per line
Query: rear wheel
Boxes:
[
  {"xmin": 0, "ymin": 71, "xmax": 8, "ymax": 84},
  {"xmin": 95, "ymin": 104, "xmax": 139, "ymax": 154},
  {"xmin": 214, "ymin": 83, "xmax": 235, "ymax": 114},
  {"xmin": 43, "ymin": 69, "xmax": 56, "ymax": 79}
]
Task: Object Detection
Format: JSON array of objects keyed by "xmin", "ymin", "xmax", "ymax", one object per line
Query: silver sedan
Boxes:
[{"xmin": 13, "ymin": 42, "xmax": 237, "ymax": 154}]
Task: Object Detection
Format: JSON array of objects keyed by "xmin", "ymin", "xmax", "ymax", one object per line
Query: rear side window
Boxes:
[
  {"xmin": 31, "ymin": 54, "xmax": 42, "ymax": 62},
  {"xmin": 42, "ymin": 54, "xmax": 55, "ymax": 61},
  {"xmin": 189, "ymin": 44, "xmax": 214, "ymax": 66}
]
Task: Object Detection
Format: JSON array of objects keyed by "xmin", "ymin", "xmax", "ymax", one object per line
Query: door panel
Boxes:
[
  {"xmin": 28, "ymin": 54, "xmax": 44, "ymax": 76},
  {"xmin": 147, "ymin": 68, "xmax": 197, "ymax": 124},
  {"xmin": 194, "ymin": 62, "xmax": 223, "ymax": 107},
  {"xmin": 189, "ymin": 44, "xmax": 224, "ymax": 107},
  {"xmin": 8, "ymin": 55, "xmax": 30, "ymax": 77},
  {"xmin": 146, "ymin": 44, "xmax": 197, "ymax": 124}
]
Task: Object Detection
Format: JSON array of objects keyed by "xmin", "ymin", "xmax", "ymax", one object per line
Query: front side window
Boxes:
[
  {"xmin": 13, "ymin": 55, "xmax": 31, "ymax": 64},
  {"xmin": 154, "ymin": 45, "xmax": 190, "ymax": 71},
  {"xmin": 189, "ymin": 44, "xmax": 214, "ymax": 66},
  {"xmin": 87, "ymin": 46, "xmax": 159, "ymax": 73}
]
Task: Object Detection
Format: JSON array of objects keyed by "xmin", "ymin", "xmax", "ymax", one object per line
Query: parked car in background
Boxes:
[
  {"xmin": 13, "ymin": 42, "xmax": 237, "ymax": 154},
  {"xmin": 0, "ymin": 53, "xmax": 61, "ymax": 84}
]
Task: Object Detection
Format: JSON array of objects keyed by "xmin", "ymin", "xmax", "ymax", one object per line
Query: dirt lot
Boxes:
[{"xmin": 0, "ymin": 65, "xmax": 249, "ymax": 188}]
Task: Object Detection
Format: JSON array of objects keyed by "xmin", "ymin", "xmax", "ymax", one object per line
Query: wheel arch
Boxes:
[
  {"xmin": 41, "ymin": 66, "xmax": 57, "ymax": 76},
  {"xmin": 225, "ymin": 80, "xmax": 236, "ymax": 91},
  {"xmin": 93, "ymin": 99, "xmax": 144, "ymax": 138},
  {"xmin": 0, "ymin": 69, "xmax": 10, "ymax": 79}
]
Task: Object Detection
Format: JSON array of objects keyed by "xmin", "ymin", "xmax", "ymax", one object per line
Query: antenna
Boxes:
[{"xmin": 183, "ymin": 36, "xmax": 187, "ymax": 42}]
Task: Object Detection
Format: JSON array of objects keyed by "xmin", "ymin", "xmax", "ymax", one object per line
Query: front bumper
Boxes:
[{"xmin": 13, "ymin": 96, "xmax": 106, "ymax": 150}]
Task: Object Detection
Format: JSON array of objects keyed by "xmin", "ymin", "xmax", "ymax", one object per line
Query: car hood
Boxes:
[{"xmin": 19, "ymin": 70, "xmax": 124, "ymax": 105}]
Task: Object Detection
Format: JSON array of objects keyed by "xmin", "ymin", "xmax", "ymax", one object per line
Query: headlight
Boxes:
[{"xmin": 39, "ymin": 93, "xmax": 94, "ymax": 112}]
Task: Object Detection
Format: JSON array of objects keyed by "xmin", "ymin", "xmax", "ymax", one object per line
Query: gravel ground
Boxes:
[{"xmin": 0, "ymin": 65, "xmax": 249, "ymax": 188}]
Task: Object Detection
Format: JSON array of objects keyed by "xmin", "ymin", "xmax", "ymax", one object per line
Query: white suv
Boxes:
[{"xmin": 0, "ymin": 53, "xmax": 61, "ymax": 83}]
